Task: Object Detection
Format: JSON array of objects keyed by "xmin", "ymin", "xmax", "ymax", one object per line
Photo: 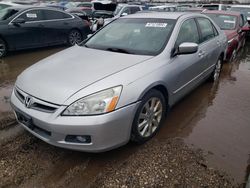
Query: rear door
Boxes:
[
  {"xmin": 42, "ymin": 9, "xmax": 73, "ymax": 45},
  {"xmin": 196, "ymin": 17, "xmax": 221, "ymax": 73}
]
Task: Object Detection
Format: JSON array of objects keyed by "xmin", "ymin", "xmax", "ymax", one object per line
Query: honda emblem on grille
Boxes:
[{"xmin": 24, "ymin": 96, "xmax": 33, "ymax": 108}]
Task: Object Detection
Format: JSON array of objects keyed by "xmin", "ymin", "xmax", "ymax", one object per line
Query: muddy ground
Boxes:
[{"xmin": 0, "ymin": 43, "xmax": 250, "ymax": 187}]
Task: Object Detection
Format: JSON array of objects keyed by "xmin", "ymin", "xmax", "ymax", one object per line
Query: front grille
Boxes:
[
  {"xmin": 15, "ymin": 87, "xmax": 59, "ymax": 113},
  {"xmin": 15, "ymin": 89, "xmax": 25, "ymax": 103}
]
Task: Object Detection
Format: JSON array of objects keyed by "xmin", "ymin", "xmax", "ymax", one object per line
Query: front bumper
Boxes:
[{"xmin": 10, "ymin": 90, "xmax": 139, "ymax": 152}]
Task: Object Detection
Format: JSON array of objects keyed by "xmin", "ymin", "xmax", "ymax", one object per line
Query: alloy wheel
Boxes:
[
  {"xmin": 0, "ymin": 41, "xmax": 6, "ymax": 58},
  {"xmin": 213, "ymin": 59, "xmax": 222, "ymax": 81},
  {"xmin": 137, "ymin": 97, "xmax": 163, "ymax": 137},
  {"xmin": 69, "ymin": 30, "xmax": 82, "ymax": 46}
]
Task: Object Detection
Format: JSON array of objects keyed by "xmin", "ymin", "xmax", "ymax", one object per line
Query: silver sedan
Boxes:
[{"xmin": 11, "ymin": 12, "xmax": 227, "ymax": 152}]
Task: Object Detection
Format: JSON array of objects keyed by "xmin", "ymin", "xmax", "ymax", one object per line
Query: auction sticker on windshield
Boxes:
[{"xmin": 145, "ymin": 23, "xmax": 168, "ymax": 28}]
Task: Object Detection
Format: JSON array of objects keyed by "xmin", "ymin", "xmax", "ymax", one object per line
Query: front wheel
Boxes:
[
  {"xmin": 209, "ymin": 58, "xmax": 222, "ymax": 82},
  {"xmin": 67, "ymin": 30, "xmax": 83, "ymax": 46},
  {"xmin": 131, "ymin": 89, "xmax": 166, "ymax": 144},
  {"xmin": 0, "ymin": 38, "xmax": 7, "ymax": 58}
]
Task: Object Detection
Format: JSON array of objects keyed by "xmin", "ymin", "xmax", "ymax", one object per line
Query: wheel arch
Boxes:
[
  {"xmin": 138, "ymin": 82, "xmax": 169, "ymax": 107},
  {"xmin": 0, "ymin": 34, "xmax": 8, "ymax": 50}
]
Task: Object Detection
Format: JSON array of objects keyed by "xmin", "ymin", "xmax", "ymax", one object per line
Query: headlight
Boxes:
[{"xmin": 62, "ymin": 86, "xmax": 122, "ymax": 116}]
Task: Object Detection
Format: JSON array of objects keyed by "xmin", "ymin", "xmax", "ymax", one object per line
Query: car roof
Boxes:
[
  {"xmin": 8, "ymin": 5, "xmax": 65, "ymax": 11},
  {"xmin": 123, "ymin": 12, "xmax": 195, "ymax": 20},
  {"xmin": 204, "ymin": 10, "xmax": 241, "ymax": 16},
  {"xmin": 231, "ymin": 5, "xmax": 250, "ymax": 8},
  {"xmin": 117, "ymin": 3, "xmax": 142, "ymax": 7},
  {"xmin": 0, "ymin": 2, "xmax": 19, "ymax": 6}
]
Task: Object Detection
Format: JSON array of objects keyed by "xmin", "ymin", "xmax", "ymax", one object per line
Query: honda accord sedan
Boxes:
[
  {"xmin": 11, "ymin": 12, "xmax": 227, "ymax": 152},
  {"xmin": 0, "ymin": 6, "xmax": 91, "ymax": 57}
]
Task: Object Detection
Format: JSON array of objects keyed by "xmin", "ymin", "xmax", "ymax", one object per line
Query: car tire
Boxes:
[
  {"xmin": 209, "ymin": 57, "xmax": 222, "ymax": 82},
  {"xmin": 0, "ymin": 38, "xmax": 7, "ymax": 58},
  {"xmin": 229, "ymin": 49, "xmax": 237, "ymax": 63},
  {"xmin": 131, "ymin": 89, "xmax": 166, "ymax": 144},
  {"xmin": 67, "ymin": 29, "xmax": 83, "ymax": 46}
]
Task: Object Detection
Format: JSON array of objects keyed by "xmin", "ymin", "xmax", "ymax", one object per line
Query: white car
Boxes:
[
  {"xmin": 0, "ymin": 1, "xmax": 19, "ymax": 10},
  {"xmin": 230, "ymin": 5, "xmax": 250, "ymax": 21}
]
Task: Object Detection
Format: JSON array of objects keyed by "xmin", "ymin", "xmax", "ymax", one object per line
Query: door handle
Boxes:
[
  {"xmin": 217, "ymin": 40, "xmax": 221, "ymax": 46},
  {"xmin": 198, "ymin": 51, "xmax": 205, "ymax": 57}
]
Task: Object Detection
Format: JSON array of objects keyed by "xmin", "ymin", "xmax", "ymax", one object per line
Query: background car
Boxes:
[
  {"xmin": 0, "ymin": 2, "xmax": 19, "ymax": 10},
  {"xmin": 0, "ymin": 6, "xmax": 91, "ymax": 57},
  {"xmin": 11, "ymin": 12, "xmax": 227, "ymax": 152},
  {"xmin": 204, "ymin": 10, "xmax": 249, "ymax": 61},
  {"xmin": 230, "ymin": 5, "xmax": 250, "ymax": 23},
  {"xmin": 200, "ymin": 4, "xmax": 231, "ymax": 11}
]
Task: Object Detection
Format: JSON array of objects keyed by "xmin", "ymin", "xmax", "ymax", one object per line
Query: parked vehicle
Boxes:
[
  {"xmin": 230, "ymin": 5, "xmax": 250, "ymax": 22},
  {"xmin": 185, "ymin": 7, "xmax": 206, "ymax": 13},
  {"xmin": 148, "ymin": 5, "xmax": 177, "ymax": 12},
  {"xmin": 204, "ymin": 10, "xmax": 248, "ymax": 61},
  {"xmin": 0, "ymin": 2, "xmax": 19, "ymax": 10},
  {"xmin": 113, "ymin": 4, "xmax": 144, "ymax": 17},
  {"xmin": 11, "ymin": 12, "xmax": 227, "ymax": 152},
  {"xmin": 65, "ymin": 2, "xmax": 93, "ymax": 16},
  {"xmin": 200, "ymin": 4, "xmax": 231, "ymax": 11},
  {"xmin": 0, "ymin": 6, "xmax": 91, "ymax": 57},
  {"xmin": 98, "ymin": 3, "xmax": 143, "ymax": 30}
]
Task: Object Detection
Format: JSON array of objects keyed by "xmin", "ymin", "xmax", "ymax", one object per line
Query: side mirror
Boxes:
[
  {"xmin": 121, "ymin": 12, "xmax": 128, "ymax": 17},
  {"xmin": 12, "ymin": 18, "xmax": 25, "ymax": 25},
  {"xmin": 177, "ymin": 42, "xmax": 198, "ymax": 55},
  {"xmin": 241, "ymin": 25, "xmax": 250, "ymax": 32}
]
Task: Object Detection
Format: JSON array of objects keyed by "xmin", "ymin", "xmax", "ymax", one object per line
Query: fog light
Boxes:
[{"xmin": 65, "ymin": 135, "xmax": 91, "ymax": 143}]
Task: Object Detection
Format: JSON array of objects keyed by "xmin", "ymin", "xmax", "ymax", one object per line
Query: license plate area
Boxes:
[{"xmin": 15, "ymin": 110, "xmax": 34, "ymax": 130}]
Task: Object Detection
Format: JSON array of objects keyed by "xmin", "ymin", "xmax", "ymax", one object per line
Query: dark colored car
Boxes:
[
  {"xmin": 204, "ymin": 10, "xmax": 249, "ymax": 62},
  {"xmin": 0, "ymin": 6, "xmax": 91, "ymax": 57}
]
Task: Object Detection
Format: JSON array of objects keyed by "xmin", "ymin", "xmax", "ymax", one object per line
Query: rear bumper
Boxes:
[{"xmin": 11, "ymin": 90, "xmax": 139, "ymax": 152}]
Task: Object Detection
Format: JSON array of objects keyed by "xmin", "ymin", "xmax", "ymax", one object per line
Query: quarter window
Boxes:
[
  {"xmin": 197, "ymin": 18, "xmax": 216, "ymax": 43},
  {"xmin": 18, "ymin": 9, "xmax": 44, "ymax": 22},
  {"xmin": 175, "ymin": 19, "xmax": 200, "ymax": 47},
  {"xmin": 44, "ymin": 10, "xmax": 71, "ymax": 20}
]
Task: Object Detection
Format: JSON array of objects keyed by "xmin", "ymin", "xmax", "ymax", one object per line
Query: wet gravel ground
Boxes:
[
  {"xmin": 0, "ymin": 43, "xmax": 250, "ymax": 187},
  {"xmin": 0, "ymin": 134, "xmax": 236, "ymax": 188}
]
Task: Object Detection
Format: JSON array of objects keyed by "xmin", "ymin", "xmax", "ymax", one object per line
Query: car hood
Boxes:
[
  {"xmin": 223, "ymin": 30, "xmax": 238, "ymax": 40},
  {"xmin": 16, "ymin": 46, "xmax": 152, "ymax": 105}
]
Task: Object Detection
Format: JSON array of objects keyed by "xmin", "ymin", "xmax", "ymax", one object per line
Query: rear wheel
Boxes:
[
  {"xmin": 68, "ymin": 30, "xmax": 83, "ymax": 46},
  {"xmin": 229, "ymin": 49, "xmax": 237, "ymax": 63},
  {"xmin": 0, "ymin": 38, "xmax": 7, "ymax": 58},
  {"xmin": 131, "ymin": 89, "xmax": 166, "ymax": 143},
  {"xmin": 209, "ymin": 57, "xmax": 222, "ymax": 82}
]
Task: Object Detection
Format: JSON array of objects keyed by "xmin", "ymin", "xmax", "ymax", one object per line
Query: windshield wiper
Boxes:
[{"xmin": 106, "ymin": 48, "xmax": 133, "ymax": 54}]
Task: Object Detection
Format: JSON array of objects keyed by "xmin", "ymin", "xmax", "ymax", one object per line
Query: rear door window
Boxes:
[
  {"xmin": 43, "ymin": 10, "xmax": 71, "ymax": 20},
  {"xmin": 197, "ymin": 18, "xmax": 216, "ymax": 43}
]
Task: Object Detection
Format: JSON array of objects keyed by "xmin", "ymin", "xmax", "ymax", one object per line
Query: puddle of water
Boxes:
[
  {"xmin": 0, "ymin": 46, "xmax": 65, "ymax": 119},
  {"xmin": 156, "ymin": 42, "xmax": 250, "ymax": 184}
]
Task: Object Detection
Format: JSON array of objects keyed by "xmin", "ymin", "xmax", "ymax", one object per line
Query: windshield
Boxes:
[
  {"xmin": 85, "ymin": 18, "xmax": 176, "ymax": 56},
  {"xmin": 205, "ymin": 14, "xmax": 237, "ymax": 30},
  {"xmin": 0, "ymin": 8, "xmax": 18, "ymax": 20},
  {"xmin": 230, "ymin": 7, "xmax": 250, "ymax": 17}
]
